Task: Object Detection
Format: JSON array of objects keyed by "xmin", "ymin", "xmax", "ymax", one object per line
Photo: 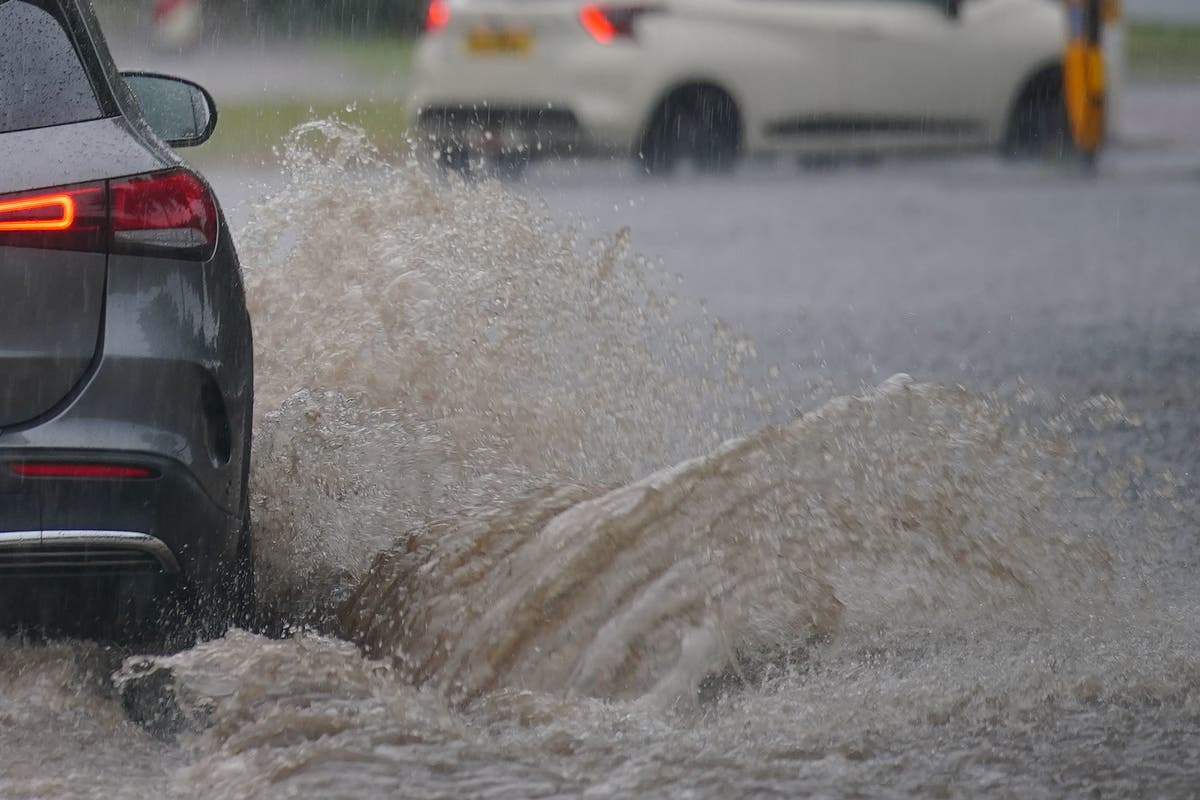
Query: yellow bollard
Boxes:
[{"xmin": 1063, "ymin": 0, "xmax": 1107, "ymax": 160}]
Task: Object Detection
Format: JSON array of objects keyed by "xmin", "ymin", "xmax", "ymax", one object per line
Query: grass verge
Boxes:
[
  {"xmin": 188, "ymin": 99, "xmax": 410, "ymax": 168},
  {"xmin": 161, "ymin": 35, "xmax": 416, "ymax": 168},
  {"xmin": 1127, "ymin": 22, "xmax": 1200, "ymax": 81},
  {"xmin": 316, "ymin": 37, "xmax": 417, "ymax": 83}
]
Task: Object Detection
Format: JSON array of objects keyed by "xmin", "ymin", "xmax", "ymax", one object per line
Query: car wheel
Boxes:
[
  {"xmin": 162, "ymin": 506, "xmax": 255, "ymax": 644},
  {"xmin": 435, "ymin": 142, "xmax": 472, "ymax": 174},
  {"xmin": 489, "ymin": 150, "xmax": 530, "ymax": 181},
  {"xmin": 638, "ymin": 85, "xmax": 741, "ymax": 176},
  {"xmin": 227, "ymin": 507, "xmax": 257, "ymax": 630},
  {"xmin": 207, "ymin": 506, "xmax": 257, "ymax": 634},
  {"xmin": 1004, "ymin": 66, "xmax": 1071, "ymax": 160}
]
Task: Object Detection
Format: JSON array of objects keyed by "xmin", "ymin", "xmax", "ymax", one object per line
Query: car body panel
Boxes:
[
  {"xmin": 0, "ymin": 117, "xmax": 171, "ymax": 195},
  {"xmin": 0, "ymin": 246, "xmax": 106, "ymax": 427},
  {"xmin": 0, "ymin": 116, "xmax": 175, "ymax": 428},
  {"xmin": 0, "ymin": 224, "xmax": 253, "ymax": 518}
]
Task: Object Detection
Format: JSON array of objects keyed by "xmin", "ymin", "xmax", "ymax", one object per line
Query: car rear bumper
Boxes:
[
  {"xmin": 415, "ymin": 105, "xmax": 586, "ymax": 155},
  {"xmin": 410, "ymin": 39, "xmax": 652, "ymax": 155},
  {"xmin": 0, "ymin": 530, "xmax": 180, "ymax": 576},
  {"xmin": 0, "ymin": 449, "xmax": 239, "ymax": 589},
  {"xmin": 412, "ymin": 96, "xmax": 642, "ymax": 157}
]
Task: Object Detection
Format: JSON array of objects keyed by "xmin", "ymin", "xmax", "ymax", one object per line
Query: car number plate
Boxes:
[{"xmin": 465, "ymin": 28, "xmax": 533, "ymax": 55}]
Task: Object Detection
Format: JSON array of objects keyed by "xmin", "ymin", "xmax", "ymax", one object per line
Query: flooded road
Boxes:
[{"xmin": 4, "ymin": 128, "xmax": 1200, "ymax": 797}]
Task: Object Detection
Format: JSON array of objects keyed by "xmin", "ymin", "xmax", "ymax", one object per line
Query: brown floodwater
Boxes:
[{"xmin": 3, "ymin": 123, "xmax": 1198, "ymax": 799}]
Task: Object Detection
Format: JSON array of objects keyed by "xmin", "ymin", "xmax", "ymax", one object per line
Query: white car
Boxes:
[{"xmin": 410, "ymin": 0, "xmax": 1123, "ymax": 172}]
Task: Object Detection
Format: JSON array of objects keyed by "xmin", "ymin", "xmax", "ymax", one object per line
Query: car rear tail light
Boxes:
[
  {"xmin": 0, "ymin": 194, "xmax": 74, "ymax": 231},
  {"xmin": 110, "ymin": 169, "xmax": 217, "ymax": 258},
  {"xmin": 0, "ymin": 183, "xmax": 106, "ymax": 252},
  {"xmin": 425, "ymin": 0, "xmax": 450, "ymax": 33},
  {"xmin": 0, "ymin": 168, "xmax": 217, "ymax": 259},
  {"xmin": 578, "ymin": 3, "xmax": 660, "ymax": 43},
  {"xmin": 10, "ymin": 463, "xmax": 158, "ymax": 479}
]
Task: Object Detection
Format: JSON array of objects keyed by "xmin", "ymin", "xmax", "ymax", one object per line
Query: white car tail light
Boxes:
[
  {"xmin": 425, "ymin": 0, "xmax": 450, "ymax": 33},
  {"xmin": 578, "ymin": 3, "xmax": 661, "ymax": 43}
]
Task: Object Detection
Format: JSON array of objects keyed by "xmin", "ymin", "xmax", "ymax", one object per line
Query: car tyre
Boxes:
[
  {"xmin": 489, "ymin": 150, "xmax": 530, "ymax": 181},
  {"xmin": 209, "ymin": 506, "xmax": 257, "ymax": 635},
  {"xmin": 228, "ymin": 507, "xmax": 257, "ymax": 630},
  {"xmin": 435, "ymin": 142, "xmax": 472, "ymax": 175},
  {"xmin": 1004, "ymin": 66, "xmax": 1071, "ymax": 160},
  {"xmin": 159, "ymin": 506, "xmax": 255, "ymax": 645},
  {"xmin": 638, "ymin": 85, "xmax": 741, "ymax": 176}
]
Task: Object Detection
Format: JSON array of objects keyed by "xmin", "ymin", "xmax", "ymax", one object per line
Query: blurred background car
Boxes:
[
  {"xmin": 0, "ymin": 0, "xmax": 253, "ymax": 637},
  {"xmin": 151, "ymin": 0, "xmax": 203, "ymax": 49},
  {"xmin": 410, "ymin": 0, "xmax": 1126, "ymax": 173}
]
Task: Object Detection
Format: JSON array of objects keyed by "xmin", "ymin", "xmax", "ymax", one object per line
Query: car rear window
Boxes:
[{"xmin": 0, "ymin": 0, "xmax": 103, "ymax": 134}]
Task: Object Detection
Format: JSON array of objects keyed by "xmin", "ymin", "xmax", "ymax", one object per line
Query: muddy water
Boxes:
[{"xmin": 3, "ymin": 125, "xmax": 1198, "ymax": 798}]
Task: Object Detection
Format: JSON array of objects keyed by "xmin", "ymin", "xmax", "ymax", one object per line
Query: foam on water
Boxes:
[{"xmin": 0, "ymin": 639, "xmax": 172, "ymax": 798}]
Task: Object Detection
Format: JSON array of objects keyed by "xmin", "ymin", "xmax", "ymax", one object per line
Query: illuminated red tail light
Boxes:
[
  {"xmin": 0, "ymin": 193, "xmax": 75, "ymax": 231},
  {"xmin": 0, "ymin": 183, "xmax": 106, "ymax": 252},
  {"xmin": 579, "ymin": 3, "xmax": 660, "ymax": 43},
  {"xmin": 0, "ymin": 167, "xmax": 217, "ymax": 259},
  {"xmin": 425, "ymin": 0, "xmax": 450, "ymax": 32},
  {"xmin": 10, "ymin": 463, "xmax": 157, "ymax": 479}
]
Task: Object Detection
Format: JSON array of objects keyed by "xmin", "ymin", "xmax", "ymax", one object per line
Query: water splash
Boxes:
[
  {"xmin": 241, "ymin": 121, "xmax": 764, "ymax": 619},
  {"xmin": 235, "ymin": 124, "xmax": 1114, "ymax": 707},
  {"xmin": 342, "ymin": 377, "xmax": 1109, "ymax": 706}
]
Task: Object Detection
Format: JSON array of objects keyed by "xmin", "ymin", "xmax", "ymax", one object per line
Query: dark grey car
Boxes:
[{"xmin": 0, "ymin": 0, "xmax": 253, "ymax": 635}]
